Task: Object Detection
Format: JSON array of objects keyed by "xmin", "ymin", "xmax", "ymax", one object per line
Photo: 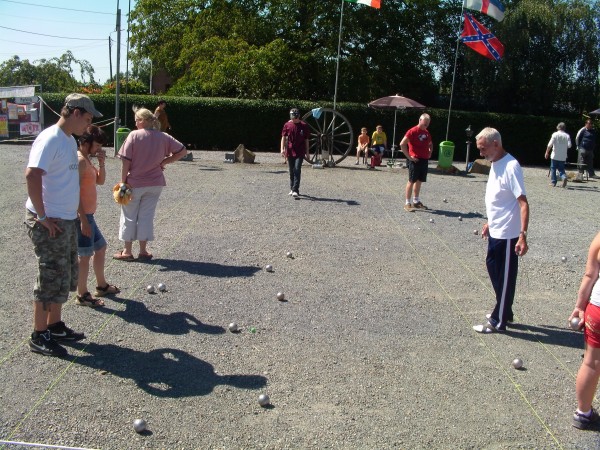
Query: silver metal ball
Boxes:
[
  {"xmin": 429, "ymin": 218, "xmax": 434, "ymax": 223},
  {"xmin": 474, "ymin": 230, "xmax": 479, "ymax": 235},
  {"xmin": 443, "ymin": 198, "xmax": 448, "ymax": 203},
  {"xmin": 512, "ymin": 358, "xmax": 523, "ymax": 369},
  {"xmin": 570, "ymin": 317, "xmax": 581, "ymax": 330},
  {"xmin": 458, "ymin": 216, "xmax": 462, "ymax": 221},
  {"xmin": 258, "ymin": 394, "xmax": 270, "ymax": 407},
  {"xmin": 133, "ymin": 418, "xmax": 147, "ymax": 433},
  {"xmin": 146, "ymin": 285, "xmax": 155, "ymax": 294},
  {"xmin": 228, "ymin": 322, "xmax": 239, "ymax": 332},
  {"xmin": 276, "ymin": 292, "xmax": 285, "ymax": 301},
  {"xmin": 286, "ymin": 251, "xmax": 293, "ymax": 258},
  {"xmin": 265, "ymin": 264, "xmax": 273, "ymax": 272},
  {"xmin": 561, "ymin": 256, "xmax": 567, "ymax": 262},
  {"xmin": 157, "ymin": 283, "xmax": 167, "ymax": 292}
]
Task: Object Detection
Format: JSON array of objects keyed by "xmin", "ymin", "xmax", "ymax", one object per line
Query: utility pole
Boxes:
[
  {"xmin": 108, "ymin": 36, "xmax": 113, "ymax": 81},
  {"xmin": 114, "ymin": 4, "xmax": 121, "ymax": 154}
]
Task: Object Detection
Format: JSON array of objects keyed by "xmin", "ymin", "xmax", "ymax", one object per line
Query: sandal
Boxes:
[
  {"xmin": 113, "ymin": 251, "xmax": 135, "ymax": 261},
  {"xmin": 138, "ymin": 252, "xmax": 153, "ymax": 261},
  {"xmin": 76, "ymin": 292, "xmax": 105, "ymax": 307},
  {"xmin": 95, "ymin": 283, "xmax": 121, "ymax": 297}
]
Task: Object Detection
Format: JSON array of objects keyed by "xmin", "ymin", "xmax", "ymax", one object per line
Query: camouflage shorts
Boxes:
[{"xmin": 25, "ymin": 210, "xmax": 78, "ymax": 304}]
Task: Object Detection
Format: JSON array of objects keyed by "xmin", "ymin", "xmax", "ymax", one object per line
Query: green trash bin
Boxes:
[
  {"xmin": 438, "ymin": 140, "xmax": 455, "ymax": 169},
  {"xmin": 115, "ymin": 127, "xmax": 131, "ymax": 152}
]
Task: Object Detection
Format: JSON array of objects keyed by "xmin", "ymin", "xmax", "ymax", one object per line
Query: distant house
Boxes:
[{"xmin": 151, "ymin": 68, "xmax": 172, "ymax": 95}]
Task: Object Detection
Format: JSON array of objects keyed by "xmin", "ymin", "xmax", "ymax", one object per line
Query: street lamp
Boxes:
[{"xmin": 465, "ymin": 125, "xmax": 473, "ymax": 170}]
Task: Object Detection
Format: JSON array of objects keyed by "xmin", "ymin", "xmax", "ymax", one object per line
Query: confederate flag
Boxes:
[{"xmin": 460, "ymin": 13, "xmax": 505, "ymax": 61}]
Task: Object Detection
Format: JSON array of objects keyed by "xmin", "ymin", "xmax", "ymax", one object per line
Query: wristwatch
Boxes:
[{"xmin": 520, "ymin": 231, "xmax": 527, "ymax": 238}]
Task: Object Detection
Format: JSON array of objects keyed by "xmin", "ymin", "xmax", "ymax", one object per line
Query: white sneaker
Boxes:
[
  {"xmin": 288, "ymin": 191, "xmax": 293, "ymax": 196},
  {"xmin": 292, "ymin": 192, "xmax": 299, "ymax": 198}
]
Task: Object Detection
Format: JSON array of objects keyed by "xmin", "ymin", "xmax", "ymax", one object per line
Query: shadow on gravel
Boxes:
[
  {"xmin": 97, "ymin": 299, "xmax": 225, "ymax": 335},
  {"xmin": 198, "ymin": 166, "xmax": 224, "ymax": 171},
  {"xmin": 429, "ymin": 210, "xmax": 484, "ymax": 219},
  {"xmin": 155, "ymin": 260, "xmax": 260, "ymax": 278},
  {"xmin": 263, "ymin": 170, "xmax": 288, "ymax": 174},
  {"xmin": 507, "ymin": 323, "xmax": 584, "ymax": 349},
  {"xmin": 68, "ymin": 343, "xmax": 267, "ymax": 398},
  {"xmin": 299, "ymin": 195, "xmax": 359, "ymax": 206}
]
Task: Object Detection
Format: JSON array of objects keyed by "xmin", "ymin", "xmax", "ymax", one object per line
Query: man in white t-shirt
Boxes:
[
  {"xmin": 25, "ymin": 93, "xmax": 102, "ymax": 356},
  {"xmin": 472, "ymin": 127, "xmax": 530, "ymax": 334},
  {"xmin": 545, "ymin": 122, "xmax": 571, "ymax": 188}
]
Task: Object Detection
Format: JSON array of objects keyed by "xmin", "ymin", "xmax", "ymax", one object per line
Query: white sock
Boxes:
[
  {"xmin": 405, "ymin": 200, "xmax": 411, "ymax": 205},
  {"xmin": 577, "ymin": 409, "xmax": 592, "ymax": 417},
  {"xmin": 413, "ymin": 197, "xmax": 420, "ymax": 203}
]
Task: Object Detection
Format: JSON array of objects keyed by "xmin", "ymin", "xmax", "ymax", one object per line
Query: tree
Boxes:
[
  {"xmin": 129, "ymin": 0, "xmax": 600, "ymax": 114},
  {"xmin": 0, "ymin": 51, "xmax": 98, "ymax": 93}
]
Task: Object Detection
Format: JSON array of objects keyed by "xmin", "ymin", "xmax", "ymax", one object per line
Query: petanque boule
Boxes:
[
  {"xmin": 286, "ymin": 251, "xmax": 293, "ymax": 258},
  {"xmin": 512, "ymin": 358, "xmax": 523, "ymax": 369},
  {"xmin": 157, "ymin": 283, "xmax": 167, "ymax": 292},
  {"xmin": 561, "ymin": 256, "xmax": 567, "ymax": 262},
  {"xmin": 265, "ymin": 264, "xmax": 273, "ymax": 272},
  {"xmin": 443, "ymin": 198, "xmax": 448, "ymax": 203},
  {"xmin": 429, "ymin": 218, "xmax": 434, "ymax": 223},
  {"xmin": 146, "ymin": 285, "xmax": 155, "ymax": 294},
  {"xmin": 570, "ymin": 317, "xmax": 581, "ymax": 330},
  {"xmin": 228, "ymin": 322, "xmax": 239, "ymax": 332},
  {"xmin": 458, "ymin": 216, "xmax": 462, "ymax": 221},
  {"xmin": 276, "ymin": 292, "xmax": 285, "ymax": 301},
  {"xmin": 474, "ymin": 230, "xmax": 479, "ymax": 235},
  {"xmin": 133, "ymin": 418, "xmax": 147, "ymax": 433},
  {"xmin": 258, "ymin": 394, "xmax": 271, "ymax": 407}
]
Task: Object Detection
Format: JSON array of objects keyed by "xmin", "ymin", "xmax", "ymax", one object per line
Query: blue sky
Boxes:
[{"xmin": 0, "ymin": 0, "xmax": 137, "ymax": 84}]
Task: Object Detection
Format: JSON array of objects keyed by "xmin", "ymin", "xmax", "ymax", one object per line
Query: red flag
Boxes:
[{"xmin": 460, "ymin": 13, "xmax": 504, "ymax": 61}]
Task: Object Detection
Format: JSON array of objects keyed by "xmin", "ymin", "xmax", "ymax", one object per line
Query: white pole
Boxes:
[
  {"xmin": 445, "ymin": 6, "xmax": 465, "ymax": 141},
  {"xmin": 333, "ymin": 0, "xmax": 345, "ymax": 112}
]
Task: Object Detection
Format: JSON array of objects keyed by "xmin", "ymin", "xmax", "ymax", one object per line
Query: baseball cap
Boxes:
[
  {"xmin": 65, "ymin": 93, "xmax": 103, "ymax": 118},
  {"xmin": 289, "ymin": 108, "xmax": 300, "ymax": 118}
]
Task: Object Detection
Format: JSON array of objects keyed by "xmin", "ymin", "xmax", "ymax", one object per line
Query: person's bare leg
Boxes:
[
  {"xmin": 405, "ymin": 181, "xmax": 413, "ymax": 203},
  {"xmin": 576, "ymin": 346, "xmax": 600, "ymax": 412},
  {"xmin": 413, "ymin": 180, "xmax": 422, "ymax": 200},
  {"xmin": 47, "ymin": 303, "xmax": 62, "ymax": 326},
  {"xmin": 77, "ymin": 255, "xmax": 91, "ymax": 295},
  {"xmin": 139, "ymin": 240, "xmax": 148, "ymax": 255},
  {"xmin": 93, "ymin": 246, "xmax": 107, "ymax": 288}
]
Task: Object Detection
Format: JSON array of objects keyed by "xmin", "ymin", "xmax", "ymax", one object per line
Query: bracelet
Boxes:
[
  {"xmin": 99, "ymin": 165, "xmax": 105, "ymax": 168},
  {"xmin": 38, "ymin": 215, "xmax": 47, "ymax": 222}
]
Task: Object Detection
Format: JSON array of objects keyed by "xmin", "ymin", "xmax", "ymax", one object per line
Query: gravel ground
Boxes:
[{"xmin": 0, "ymin": 144, "xmax": 599, "ymax": 449}]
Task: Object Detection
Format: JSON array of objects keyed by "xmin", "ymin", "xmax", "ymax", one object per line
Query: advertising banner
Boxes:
[
  {"xmin": 0, "ymin": 115, "xmax": 7, "ymax": 138},
  {"xmin": 20, "ymin": 122, "xmax": 41, "ymax": 136}
]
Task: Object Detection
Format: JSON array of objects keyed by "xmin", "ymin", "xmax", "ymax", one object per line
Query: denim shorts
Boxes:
[{"xmin": 76, "ymin": 214, "xmax": 107, "ymax": 257}]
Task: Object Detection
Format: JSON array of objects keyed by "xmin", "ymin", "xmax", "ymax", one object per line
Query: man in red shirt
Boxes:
[
  {"xmin": 281, "ymin": 108, "xmax": 310, "ymax": 198},
  {"xmin": 399, "ymin": 114, "xmax": 433, "ymax": 212}
]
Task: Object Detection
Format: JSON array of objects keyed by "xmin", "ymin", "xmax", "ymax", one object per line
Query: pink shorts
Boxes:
[{"xmin": 584, "ymin": 303, "xmax": 600, "ymax": 348}]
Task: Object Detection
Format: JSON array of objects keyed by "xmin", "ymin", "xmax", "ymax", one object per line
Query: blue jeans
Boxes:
[
  {"xmin": 287, "ymin": 156, "xmax": 303, "ymax": 193},
  {"xmin": 549, "ymin": 159, "xmax": 566, "ymax": 185}
]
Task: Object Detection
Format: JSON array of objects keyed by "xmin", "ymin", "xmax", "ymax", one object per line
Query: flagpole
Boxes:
[
  {"xmin": 445, "ymin": 5, "xmax": 465, "ymax": 141},
  {"xmin": 333, "ymin": 0, "xmax": 345, "ymax": 111}
]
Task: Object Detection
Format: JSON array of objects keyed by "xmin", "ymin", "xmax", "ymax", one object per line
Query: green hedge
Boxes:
[{"xmin": 40, "ymin": 93, "xmax": 586, "ymax": 166}]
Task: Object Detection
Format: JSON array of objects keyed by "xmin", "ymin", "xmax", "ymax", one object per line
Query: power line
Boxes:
[
  {"xmin": 2, "ymin": 12, "xmax": 113, "ymax": 26},
  {"xmin": 0, "ymin": 0, "xmax": 113, "ymax": 15},
  {"xmin": 0, "ymin": 25, "xmax": 106, "ymax": 41}
]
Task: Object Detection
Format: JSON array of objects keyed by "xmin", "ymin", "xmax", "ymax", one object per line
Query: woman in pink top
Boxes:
[
  {"xmin": 76, "ymin": 125, "xmax": 120, "ymax": 307},
  {"xmin": 114, "ymin": 107, "xmax": 187, "ymax": 261}
]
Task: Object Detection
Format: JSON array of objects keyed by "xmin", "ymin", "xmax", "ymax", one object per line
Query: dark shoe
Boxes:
[
  {"xmin": 29, "ymin": 330, "xmax": 67, "ymax": 356},
  {"xmin": 48, "ymin": 321, "xmax": 85, "ymax": 342},
  {"xmin": 573, "ymin": 408, "xmax": 600, "ymax": 429},
  {"xmin": 413, "ymin": 201, "xmax": 428, "ymax": 210},
  {"xmin": 76, "ymin": 292, "xmax": 105, "ymax": 307},
  {"xmin": 562, "ymin": 178, "xmax": 568, "ymax": 188},
  {"xmin": 94, "ymin": 283, "xmax": 120, "ymax": 297}
]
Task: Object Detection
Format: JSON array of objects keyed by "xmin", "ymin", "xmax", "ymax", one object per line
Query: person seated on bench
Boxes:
[
  {"xmin": 370, "ymin": 125, "xmax": 387, "ymax": 165},
  {"xmin": 355, "ymin": 127, "xmax": 370, "ymax": 165}
]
